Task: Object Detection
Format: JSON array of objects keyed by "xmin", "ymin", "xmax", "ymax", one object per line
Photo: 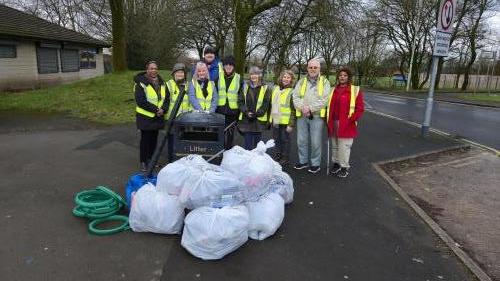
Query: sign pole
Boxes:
[
  {"xmin": 421, "ymin": 0, "xmax": 456, "ymax": 137},
  {"xmin": 421, "ymin": 56, "xmax": 439, "ymax": 136}
]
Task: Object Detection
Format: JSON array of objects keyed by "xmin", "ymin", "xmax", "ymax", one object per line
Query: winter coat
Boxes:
[
  {"xmin": 134, "ymin": 72, "xmax": 170, "ymax": 131},
  {"xmin": 237, "ymin": 82, "xmax": 271, "ymax": 133},
  {"xmin": 270, "ymin": 85, "xmax": 297, "ymax": 127},
  {"xmin": 191, "ymin": 58, "xmax": 221, "ymax": 81},
  {"xmin": 326, "ymin": 84, "xmax": 364, "ymax": 138},
  {"xmin": 187, "ymin": 79, "xmax": 218, "ymax": 113},
  {"xmin": 215, "ymin": 73, "xmax": 243, "ymax": 116}
]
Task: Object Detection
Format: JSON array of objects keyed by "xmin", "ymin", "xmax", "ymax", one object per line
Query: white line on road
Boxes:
[
  {"xmin": 366, "ymin": 109, "xmax": 500, "ymax": 156},
  {"xmin": 365, "ymin": 91, "xmax": 500, "ymax": 110},
  {"xmin": 364, "ymin": 100, "xmax": 373, "ymax": 109}
]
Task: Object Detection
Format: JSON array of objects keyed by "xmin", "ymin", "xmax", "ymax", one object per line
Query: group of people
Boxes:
[{"xmin": 134, "ymin": 46, "xmax": 364, "ymax": 178}]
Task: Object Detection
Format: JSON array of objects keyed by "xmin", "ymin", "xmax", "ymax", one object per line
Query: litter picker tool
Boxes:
[{"xmin": 145, "ymin": 84, "xmax": 187, "ymax": 177}]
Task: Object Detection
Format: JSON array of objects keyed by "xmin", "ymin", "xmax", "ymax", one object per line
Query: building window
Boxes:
[
  {"xmin": 80, "ymin": 50, "xmax": 96, "ymax": 69},
  {"xmin": 37, "ymin": 47, "xmax": 59, "ymax": 74},
  {"xmin": 61, "ymin": 49, "xmax": 80, "ymax": 72},
  {"xmin": 0, "ymin": 44, "xmax": 16, "ymax": 58}
]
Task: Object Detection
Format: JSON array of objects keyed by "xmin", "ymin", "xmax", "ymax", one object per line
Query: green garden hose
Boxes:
[
  {"xmin": 73, "ymin": 186, "xmax": 129, "ymax": 235},
  {"xmin": 88, "ymin": 215, "xmax": 130, "ymax": 235}
]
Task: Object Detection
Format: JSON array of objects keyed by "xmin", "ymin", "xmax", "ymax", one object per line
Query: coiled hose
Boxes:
[{"xmin": 73, "ymin": 186, "xmax": 130, "ymax": 235}]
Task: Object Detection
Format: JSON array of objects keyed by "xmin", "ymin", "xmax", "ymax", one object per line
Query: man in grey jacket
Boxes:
[{"xmin": 292, "ymin": 58, "xmax": 331, "ymax": 173}]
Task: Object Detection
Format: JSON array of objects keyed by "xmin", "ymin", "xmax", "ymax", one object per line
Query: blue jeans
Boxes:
[
  {"xmin": 243, "ymin": 132, "xmax": 262, "ymax": 150},
  {"xmin": 297, "ymin": 116, "xmax": 324, "ymax": 167}
]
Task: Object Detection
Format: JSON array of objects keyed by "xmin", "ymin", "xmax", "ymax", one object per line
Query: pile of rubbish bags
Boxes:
[{"xmin": 128, "ymin": 140, "xmax": 294, "ymax": 260}]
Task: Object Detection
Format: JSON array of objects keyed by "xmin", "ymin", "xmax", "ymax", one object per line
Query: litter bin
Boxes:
[{"xmin": 170, "ymin": 111, "xmax": 225, "ymax": 162}]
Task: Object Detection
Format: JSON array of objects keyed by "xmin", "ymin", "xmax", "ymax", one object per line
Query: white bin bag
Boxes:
[
  {"xmin": 181, "ymin": 205, "xmax": 250, "ymax": 260},
  {"xmin": 269, "ymin": 171, "xmax": 294, "ymax": 204},
  {"xmin": 129, "ymin": 183, "xmax": 185, "ymax": 234},
  {"xmin": 221, "ymin": 140, "xmax": 281, "ymax": 200},
  {"xmin": 178, "ymin": 166, "xmax": 244, "ymax": 209},
  {"xmin": 245, "ymin": 193, "xmax": 285, "ymax": 240},
  {"xmin": 156, "ymin": 155, "xmax": 213, "ymax": 195}
]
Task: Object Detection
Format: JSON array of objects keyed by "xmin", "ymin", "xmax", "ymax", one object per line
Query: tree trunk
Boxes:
[
  {"xmin": 110, "ymin": 0, "xmax": 127, "ymax": 72},
  {"xmin": 435, "ymin": 57, "xmax": 444, "ymax": 90},
  {"xmin": 410, "ymin": 61, "xmax": 420, "ymax": 90},
  {"xmin": 233, "ymin": 19, "xmax": 250, "ymax": 74},
  {"xmin": 233, "ymin": 0, "xmax": 282, "ymax": 74}
]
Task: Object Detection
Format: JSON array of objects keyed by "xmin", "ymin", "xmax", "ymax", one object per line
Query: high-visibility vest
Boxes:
[
  {"xmin": 239, "ymin": 84, "xmax": 269, "ymax": 122},
  {"xmin": 193, "ymin": 79, "xmax": 215, "ymax": 111},
  {"xmin": 166, "ymin": 79, "xmax": 189, "ymax": 119},
  {"xmin": 217, "ymin": 70, "xmax": 241, "ymax": 109},
  {"xmin": 326, "ymin": 84, "xmax": 360, "ymax": 122},
  {"xmin": 135, "ymin": 82, "xmax": 166, "ymax": 118},
  {"xmin": 295, "ymin": 76, "xmax": 327, "ymax": 117},
  {"xmin": 269, "ymin": 86, "xmax": 293, "ymax": 125}
]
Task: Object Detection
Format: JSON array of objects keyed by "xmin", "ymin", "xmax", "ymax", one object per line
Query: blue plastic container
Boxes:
[{"xmin": 125, "ymin": 173, "xmax": 157, "ymax": 208}]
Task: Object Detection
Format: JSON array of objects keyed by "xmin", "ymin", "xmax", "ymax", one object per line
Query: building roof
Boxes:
[{"xmin": 0, "ymin": 4, "xmax": 109, "ymax": 47}]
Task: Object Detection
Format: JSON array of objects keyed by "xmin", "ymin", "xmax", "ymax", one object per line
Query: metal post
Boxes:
[{"xmin": 421, "ymin": 56, "xmax": 439, "ymax": 137}]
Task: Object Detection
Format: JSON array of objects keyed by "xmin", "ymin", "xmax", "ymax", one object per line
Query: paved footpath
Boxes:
[{"xmin": 0, "ymin": 112, "xmax": 476, "ymax": 281}]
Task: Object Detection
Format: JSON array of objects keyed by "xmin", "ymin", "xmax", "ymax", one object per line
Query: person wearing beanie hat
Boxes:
[
  {"xmin": 164, "ymin": 62, "xmax": 190, "ymax": 162},
  {"xmin": 191, "ymin": 46, "xmax": 221, "ymax": 81},
  {"xmin": 166, "ymin": 63, "xmax": 189, "ymax": 119},
  {"xmin": 237, "ymin": 66, "xmax": 271, "ymax": 150},
  {"xmin": 215, "ymin": 55, "xmax": 243, "ymax": 150}
]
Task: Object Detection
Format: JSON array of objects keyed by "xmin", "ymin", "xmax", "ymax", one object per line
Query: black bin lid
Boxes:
[{"xmin": 174, "ymin": 111, "xmax": 225, "ymax": 126}]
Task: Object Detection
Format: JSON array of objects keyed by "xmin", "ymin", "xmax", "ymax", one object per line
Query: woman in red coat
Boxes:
[{"xmin": 326, "ymin": 67, "xmax": 364, "ymax": 178}]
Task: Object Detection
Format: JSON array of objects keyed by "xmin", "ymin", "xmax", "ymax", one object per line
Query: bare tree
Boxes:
[
  {"xmin": 233, "ymin": 0, "xmax": 284, "ymax": 74},
  {"xmin": 460, "ymin": 0, "xmax": 495, "ymax": 90}
]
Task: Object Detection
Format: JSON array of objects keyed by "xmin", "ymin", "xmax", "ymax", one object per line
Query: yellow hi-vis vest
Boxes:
[
  {"xmin": 135, "ymin": 82, "xmax": 166, "ymax": 118},
  {"xmin": 217, "ymin": 70, "xmax": 241, "ymax": 109},
  {"xmin": 193, "ymin": 79, "xmax": 215, "ymax": 111},
  {"xmin": 269, "ymin": 86, "xmax": 293, "ymax": 125},
  {"xmin": 239, "ymin": 84, "xmax": 269, "ymax": 122},
  {"xmin": 326, "ymin": 85, "xmax": 360, "ymax": 122},
  {"xmin": 296, "ymin": 76, "xmax": 327, "ymax": 117},
  {"xmin": 166, "ymin": 79, "xmax": 189, "ymax": 119}
]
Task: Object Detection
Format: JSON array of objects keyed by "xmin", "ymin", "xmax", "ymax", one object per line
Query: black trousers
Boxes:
[
  {"xmin": 272, "ymin": 125, "xmax": 291, "ymax": 159},
  {"xmin": 139, "ymin": 130, "xmax": 159, "ymax": 163}
]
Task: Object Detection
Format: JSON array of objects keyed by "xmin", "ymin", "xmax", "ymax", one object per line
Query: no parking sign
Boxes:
[{"xmin": 433, "ymin": 0, "xmax": 457, "ymax": 57}]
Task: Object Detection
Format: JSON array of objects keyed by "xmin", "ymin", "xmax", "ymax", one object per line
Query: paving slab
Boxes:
[{"xmin": 383, "ymin": 147, "xmax": 500, "ymax": 280}]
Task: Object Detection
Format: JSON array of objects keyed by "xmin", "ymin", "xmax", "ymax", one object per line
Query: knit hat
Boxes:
[
  {"xmin": 204, "ymin": 46, "xmax": 216, "ymax": 55},
  {"xmin": 171, "ymin": 63, "xmax": 186, "ymax": 74},
  {"xmin": 222, "ymin": 55, "xmax": 235, "ymax": 66}
]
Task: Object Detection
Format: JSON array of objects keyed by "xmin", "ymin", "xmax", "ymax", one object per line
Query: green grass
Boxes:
[
  {"xmin": 0, "ymin": 70, "xmax": 172, "ymax": 125},
  {"xmin": 457, "ymin": 93, "xmax": 500, "ymax": 102}
]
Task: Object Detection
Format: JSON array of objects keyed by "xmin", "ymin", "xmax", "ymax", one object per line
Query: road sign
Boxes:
[
  {"xmin": 433, "ymin": 0, "xmax": 457, "ymax": 57},
  {"xmin": 423, "ymin": 0, "xmax": 457, "ymax": 137},
  {"xmin": 433, "ymin": 31, "xmax": 452, "ymax": 56},
  {"xmin": 437, "ymin": 0, "xmax": 456, "ymax": 33}
]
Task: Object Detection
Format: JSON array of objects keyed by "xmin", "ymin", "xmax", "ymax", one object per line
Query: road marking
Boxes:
[
  {"xmin": 366, "ymin": 109, "xmax": 500, "ymax": 156},
  {"xmin": 364, "ymin": 100, "xmax": 373, "ymax": 109},
  {"xmin": 366, "ymin": 91, "xmax": 500, "ymax": 110}
]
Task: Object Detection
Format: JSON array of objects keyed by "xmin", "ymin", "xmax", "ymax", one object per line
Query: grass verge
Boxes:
[{"xmin": 0, "ymin": 70, "xmax": 171, "ymax": 125}]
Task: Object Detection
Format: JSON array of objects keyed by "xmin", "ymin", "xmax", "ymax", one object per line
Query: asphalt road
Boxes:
[
  {"xmin": 364, "ymin": 91, "xmax": 500, "ymax": 150},
  {"xmin": 0, "ymin": 112, "xmax": 476, "ymax": 281}
]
